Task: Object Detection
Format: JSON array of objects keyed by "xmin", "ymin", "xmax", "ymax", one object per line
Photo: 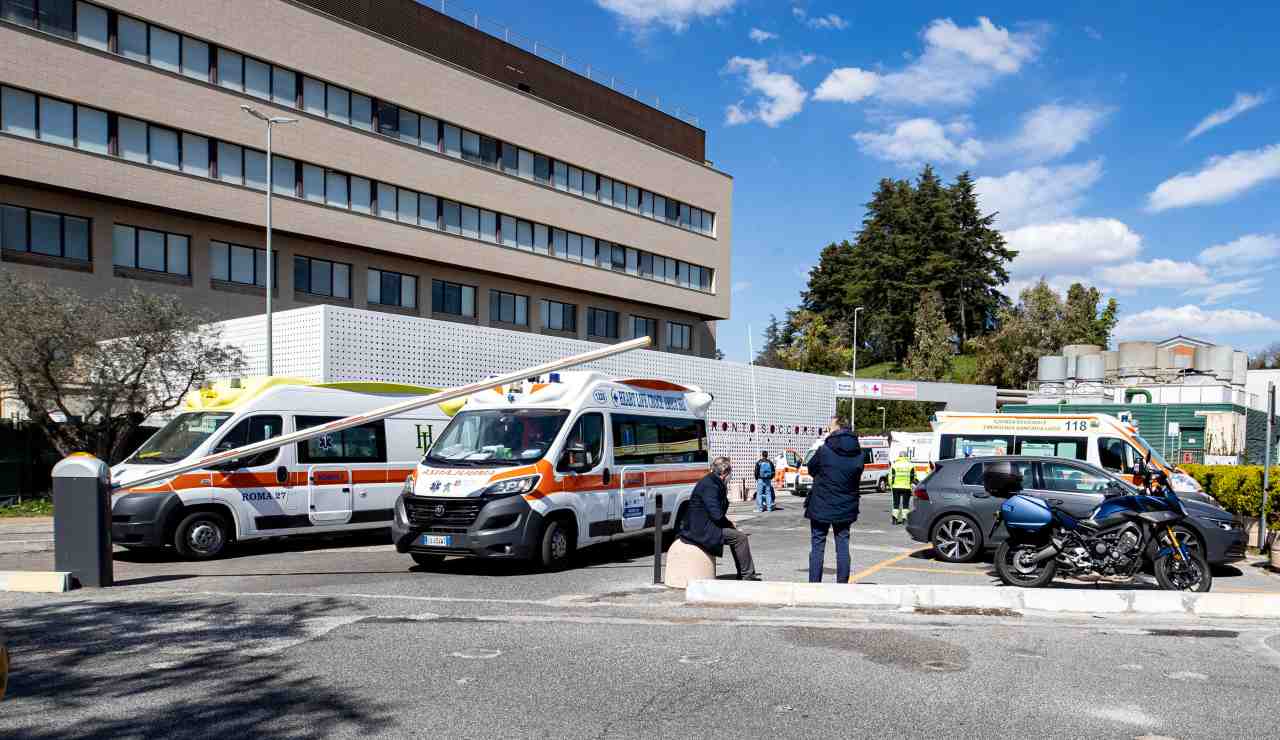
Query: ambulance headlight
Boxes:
[
  {"xmin": 480, "ymin": 475, "xmax": 540, "ymax": 499},
  {"xmin": 401, "ymin": 474, "xmax": 415, "ymax": 496}
]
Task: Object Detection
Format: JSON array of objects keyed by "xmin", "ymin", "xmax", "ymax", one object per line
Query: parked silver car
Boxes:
[{"xmin": 905, "ymin": 455, "xmax": 1247, "ymax": 564}]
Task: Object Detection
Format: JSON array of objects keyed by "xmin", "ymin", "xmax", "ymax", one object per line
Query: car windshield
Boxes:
[
  {"xmin": 425, "ymin": 409, "xmax": 570, "ymax": 466},
  {"xmin": 126, "ymin": 412, "xmax": 234, "ymax": 465},
  {"xmin": 1134, "ymin": 435, "xmax": 1173, "ymax": 470}
]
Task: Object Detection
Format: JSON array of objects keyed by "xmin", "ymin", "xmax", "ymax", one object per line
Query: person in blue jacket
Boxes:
[
  {"xmin": 804, "ymin": 416, "xmax": 864, "ymax": 583},
  {"xmin": 679, "ymin": 457, "xmax": 761, "ymax": 581}
]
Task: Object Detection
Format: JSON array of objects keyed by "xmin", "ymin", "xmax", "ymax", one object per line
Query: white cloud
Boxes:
[
  {"xmin": 853, "ymin": 118, "xmax": 984, "ymax": 166},
  {"xmin": 1009, "ymin": 103, "xmax": 1109, "ymax": 162},
  {"xmin": 975, "ymin": 160, "xmax": 1104, "ymax": 229},
  {"xmin": 732, "ymin": 280, "xmax": 753, "ymax": 294},
  {"xmin": 1094, "ymin": 259, "xmax": 1210, "ymax": 293},
  {"xmin": 1115, "ymin": 305, "xmax": 1280, "ymax": 340},
  {"xmin": 1186, "ymin": 91, "xmax": 1268, "ymax": 140},
  {"xmin": 1147, "ymin": 142, "xmax": 1280, "ymax": 211},
  {"xmin": 813, "ymin": 67, "xmax": 880, "ymax": 103},
  {"xmin": 806, "ymin": 13, "xmax": 848, "ymax": 30},
  {"xmin": 595, "ymin": 0, "xmax": 737, "ymax": 32},
  {"xmin": 1196, "ymin": 233, "xmax": 1280, "ymax": 276},
  {"xmin": 722, "ymin": 57, "xmax": 807, "ymax": 127},
  {"xmin": 1185, "ymin": 278, "xmax": 1264, "ymax": 305},
  {"xmin": 748, "ymin": 28, "xmax": 777, "ymax": 43},
  {"xmin": 1003, "ymin": 218, "xmax": 1142, "ymax": 278}
]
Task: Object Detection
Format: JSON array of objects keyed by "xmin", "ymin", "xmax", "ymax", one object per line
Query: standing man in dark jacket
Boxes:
[
  {"xmin": 679, "ymin": 457, "xmax": 761, "ymax": 581},
  {"xmin": 804, "ymin": 417, "xmax": 864, "ymax": 583}
]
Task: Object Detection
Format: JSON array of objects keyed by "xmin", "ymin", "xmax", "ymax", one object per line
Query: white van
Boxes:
[
  {"xmin": 794, "ymin": 435, "xmax": 891, "ymax": 495},
  {"xmin": 110, "ymin": 377, "xmax": 450, "ymax": 559},
  {"xmin": 391, "ymin": 371, "xmax": 713, "ymax": 570},
  {"xmin": 889, "ymin": 431, "xmax": 936, "ymax": 478},
  {"xmin": 930, "ymin": 412, "xmax": 1203, "ymax": 494}
]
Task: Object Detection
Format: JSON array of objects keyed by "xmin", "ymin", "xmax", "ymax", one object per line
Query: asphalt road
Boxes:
[{"xmin": 2, "ymin": 490, "xmax": 1279, "ymax": 738}]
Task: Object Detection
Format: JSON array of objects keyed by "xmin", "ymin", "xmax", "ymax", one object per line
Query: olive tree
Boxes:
[{"xmin": 0, "ymin": 272, "xmax": 244, "ymax": 463}]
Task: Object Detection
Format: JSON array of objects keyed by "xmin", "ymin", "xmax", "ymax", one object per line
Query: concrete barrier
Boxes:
[
  {"xmin": 663, "ymin": 539, "xmax": 716, "ymax": 589},
  {"xmin": 685, "ymin": 580, "xmax": 1280, "ymax": 619},
  {"xmin": 0, "ymin": 571, "xmax": 73, "ymax": 593}
]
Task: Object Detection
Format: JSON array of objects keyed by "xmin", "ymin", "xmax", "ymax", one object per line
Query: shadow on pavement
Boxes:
[
  {"xmin": 113, "ymin": 529, "xmax": 395, "ymax": 564},
  {"xmin": 0, "ymin": 597, "xmax": 393, "ymax": 739}
]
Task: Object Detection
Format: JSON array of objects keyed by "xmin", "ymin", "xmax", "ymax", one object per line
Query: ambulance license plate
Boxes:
[{"xmin": 421, "ymin": 534, "xmax": 450, "ymax": 547}]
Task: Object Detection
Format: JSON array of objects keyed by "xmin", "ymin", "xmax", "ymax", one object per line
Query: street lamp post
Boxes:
[
  {"xmin": 877, "ymin": 406, "xmax": 886, "ymax": 431},
  {"xmin": 241, "ymin": 105, "xmax": 296, "ymax": 376},
  {"xmin": 850, "ymin": 306, "xmax": 863, "ymax": 429}
]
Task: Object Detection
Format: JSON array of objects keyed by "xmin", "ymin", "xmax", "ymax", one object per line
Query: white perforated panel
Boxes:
[{"xmin": 211, "ymin": 306, "xmax": 836, "ymax": 488}]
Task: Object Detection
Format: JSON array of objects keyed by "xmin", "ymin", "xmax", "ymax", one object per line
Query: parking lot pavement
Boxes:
[{"xmin": 0, "ymin": 517, "xmax": 53, "ymax": 554}]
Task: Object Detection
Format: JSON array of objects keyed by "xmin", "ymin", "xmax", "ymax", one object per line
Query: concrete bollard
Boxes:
[
  {"xmin": 51, "ymin": 454, "xmax": 113, "ymax": 588},
  {"xmin": 663, "ymin": 538, "xmax": 715, "ymax": 588}
]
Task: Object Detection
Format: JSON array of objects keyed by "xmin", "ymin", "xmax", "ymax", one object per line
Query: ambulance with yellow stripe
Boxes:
[
  {"xmin": 392, "ymin": 371, "xmax": 713, "ymax": 570},
  {"xmin": 109, "ymin": 378, "xmax": 450, "ymax": 559},
  {"xmin": 929, "ymin": 412, "xmax": 1204, "ymax": 496}
]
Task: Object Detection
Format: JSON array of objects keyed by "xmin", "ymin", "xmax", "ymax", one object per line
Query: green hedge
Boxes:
[{"xmin": 1182, "ymin": 464, "xmax": 1280, "ymax": 529}]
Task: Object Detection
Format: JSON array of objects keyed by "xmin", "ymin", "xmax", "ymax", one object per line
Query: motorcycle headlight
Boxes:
[
  {"xmin": 401, "ymin": 474, "xmax": 416, "ymax": 496},
  {"xmin": 480, "ymin": 475, "xmax": 540, "ymax": 499}
]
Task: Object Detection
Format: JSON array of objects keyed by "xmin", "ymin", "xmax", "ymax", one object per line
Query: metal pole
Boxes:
[
  {"xmin": 265, "ymin": 121, "xmax": 274, "ymax": 377},
  {"xmin": 747, "ymin": 323, "xmax": 762, "ymax": 457},
  {"xmin": 114, "ymin": 336, "xmax": 652, "ymax": 492},
  {"xmin": 653, "ymin": 493, "xmax": 664, "ymax": 584},
  {"xmin": 851, "ymin": 307, "xmax": 863, "ymax": 429},
  {"xmin": 878, "ymin": 406, "xmax": 886, "ymax": 431},
  {"xmin": 1261, "ymin": 382, "xmax": 1274, "ymax": 551}
]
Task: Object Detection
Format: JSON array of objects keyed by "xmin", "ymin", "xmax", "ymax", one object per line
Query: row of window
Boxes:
[
  {"xmin": 5, "ymin": 0, "xmax": 717, "ymax": 236},
  {"xmin": 0, "ymin": 84, "xmax": 716, "ymax": 294},
  {"xmin": 0, "ymin": 203, "xmax": 90, "ymax": 261}
]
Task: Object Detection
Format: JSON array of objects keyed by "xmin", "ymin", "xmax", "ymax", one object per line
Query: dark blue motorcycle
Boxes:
[{"xmin": 986, "ymin": 459, "xmax": 1212, "ymax": 592}]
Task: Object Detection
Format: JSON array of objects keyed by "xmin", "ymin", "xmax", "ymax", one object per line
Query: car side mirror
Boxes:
[{"xmin": 559, "ymin": 443, "xmax": 592, "ymax": 473}]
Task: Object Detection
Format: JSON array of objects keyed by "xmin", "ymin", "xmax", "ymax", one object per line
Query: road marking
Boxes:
[{"xmin": 847, "ymin": 546, "xmax": 931, "ymax": 583}]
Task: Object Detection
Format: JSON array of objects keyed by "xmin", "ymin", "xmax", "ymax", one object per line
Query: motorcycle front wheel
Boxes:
[
  {"xmin": 994, "ymin": 541, "xmax": 1057, "ymax": 588},
  {"xmin": 1153, "ymin": 548, "xmax": 1212, "ymax": 592}
]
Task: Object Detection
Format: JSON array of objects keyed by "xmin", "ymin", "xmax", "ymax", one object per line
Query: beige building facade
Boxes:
[{"xmin": 0, "ymin": 0, "xmax": 732, "ymax": 356}]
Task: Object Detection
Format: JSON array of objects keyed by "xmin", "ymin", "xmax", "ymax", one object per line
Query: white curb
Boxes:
[
  {"xmin": 685, "ymin": 580, "xmax": 1280, "ymax": 619},
  {"xmin": 0, "ymin": 570, "xmax": 73, "ymax": 593}
]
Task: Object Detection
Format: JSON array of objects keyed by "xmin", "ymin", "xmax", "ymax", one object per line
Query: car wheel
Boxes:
[
  {"xmin": 410, "ymin": 552, "xmax": 445, "ymax": 567},
  {"xmin": 173, "ymin": 511, "xmax": 230, "ymax": 560},
  {"xmin": 931, "ymin": 514, "xmax": 982, "ymax": 563},
  {"xmin": 538, "ymin": 518, "xmax": 574, "ymax": 571}
]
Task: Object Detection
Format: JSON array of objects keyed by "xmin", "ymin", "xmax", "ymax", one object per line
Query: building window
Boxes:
[
  {"xmin": 431, "ymin": 279, "xmax": 476, "ymax": 318},
  {"xmin": 76, "ymin": 2, "xmax": 109, "ymax": 50},
  {"xmin": 631, "ymin": 316, "xmax": 657, "ymax": 345},
  {"xmin": 587, "ymin": 308, "xmax": 619, "ymax": 339},
  {"xmin": 489, "ymin": 289, "xmax": 528, "ymax": 327},
  {"xmin": 293, "ymin": 255, "xmax": 350, "ymax": 298},
  {"xmin": 1, "ymin": 204, "xmax": 90, "ymax": 261},
  {"xmin": 667, "ymin": 322, "xmax": 692, "ymax": 351},
  {"xmin": 209, "ymin": 241, "xmax": 273, "ymax": 287},
  {"xmin": 368, "ymin": 268, "xmax": 417, "ymax": 309},
  {"xmin": 111, "ymin": 224, "xmax": 188, "ymax": 275},
  {"xmin": 540, "ymin": 299, "xmax": 576, "ymax": 333}
]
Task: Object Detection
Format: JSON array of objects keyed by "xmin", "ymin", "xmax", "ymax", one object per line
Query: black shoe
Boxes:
[{"xmin": 739, "ymin": 573, "xmax": 763, "ymax": 581}]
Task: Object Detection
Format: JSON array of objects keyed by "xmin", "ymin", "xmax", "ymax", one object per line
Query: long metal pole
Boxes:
[
  {"xmin": 851, "ymin": 309, "xmax": 859, "ymax": 429},
  {"xmin": 1261, "ymin": 382, "xmax": 1274, "ymax": 551},
  {"xmin": 265, "ymin": 121, "xmax": 274, "ymax": 377},
  {"xmin": 113, "ymin": 336, "xmax": 651, "ymax": 492}
]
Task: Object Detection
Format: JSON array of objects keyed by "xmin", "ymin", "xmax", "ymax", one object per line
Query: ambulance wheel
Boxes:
[
  {"xmin": 173, "ymin": 511, "xmax": 230, "ymax": 560},
  {"xmin": 537, "ymin": 518, "xmax": 574, "ymax": 571},
  {"xmin": 410, "ymin": 553, "xmax": 444, "ymax": 567}
]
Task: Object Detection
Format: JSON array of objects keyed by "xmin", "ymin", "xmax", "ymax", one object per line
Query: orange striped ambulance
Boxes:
[
  {"xmin": 110, "ymin": 377, "xmax": 449, "ymax": 559},
  {"xmin": 392, "ymin": 371, "xmax": 714, "ymax": 570}
]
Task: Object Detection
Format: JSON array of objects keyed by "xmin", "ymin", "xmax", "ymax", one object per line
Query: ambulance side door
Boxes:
[
  {"xmin": 207, "ymin": 414, "xmax": 289, "ymax": 535},
  {"xmin": 557, "ymin": 411, "xmax": 610, "ymax": 545}
]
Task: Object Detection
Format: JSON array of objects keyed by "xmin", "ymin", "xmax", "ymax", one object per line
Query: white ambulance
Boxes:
[
  {"xmin": 929, "ymin": 412, "xmax": 1203, "ymax": 495},
  {"xmin": 794, "ymin": 435, "xmax": 891, "ymax": 495},
  {"xmin": 391, "ymin": 371, "xmax": 714, "ymax": 570},
  {"xmin": 889, "ymin": 431, "xmax": 936, "ymax": 479},
  {"xmin": 110, "ymin": 377, "xmax": 450, "ymax": 559}
]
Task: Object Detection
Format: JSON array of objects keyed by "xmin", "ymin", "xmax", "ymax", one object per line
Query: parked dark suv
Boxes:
[{"xmin": 905, "ymin": 456, "xmax": 1247, "ymax": 564}]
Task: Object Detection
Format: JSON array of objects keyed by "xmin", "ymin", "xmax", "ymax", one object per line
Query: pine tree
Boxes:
[
  {"xmin": 947, "ymin": 172, "xmax": 1015, "ymax": 349},
  {"xmin": 905, "ymin": 290, "xmax": 953, "ymax": 381}
]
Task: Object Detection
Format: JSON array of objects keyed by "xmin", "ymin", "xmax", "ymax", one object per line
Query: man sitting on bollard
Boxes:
[
  {"xmin": 805, "ymin": 416, "xmax": 864, "ymax": 583},
  {"xmin": 754, "ymin": 450, "xmax": 776, "ymax": 513},
  {"xmin": 680, "ymin": 457, "xmax": 762, "ymax": 581}
]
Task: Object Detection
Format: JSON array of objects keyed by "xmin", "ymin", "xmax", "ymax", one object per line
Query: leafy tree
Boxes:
[
  {"xmin": 946, "ymin": 172, "xmax": 1015, "ymax": 348},
  {"xmin": 754, "ymin": 314, "xmax": 790, "ymax": 368},
  {"xmin": 1249, "ymin": 342, "xmax": 1280, "ymax": 369},
  {"xmin": 905, "ymin": 290, "xmax": 953, "ymax": 381},
  {"xmin": 0, "ymin": 273, "xmax": 244, "ymax": 462},
  {"xmin": 774, "ymin": 309, "xmax": 851, "ymax": 376},
  {"xmin": 973, "ymin": 279, "xmax": 1119, "ymax": 388}
]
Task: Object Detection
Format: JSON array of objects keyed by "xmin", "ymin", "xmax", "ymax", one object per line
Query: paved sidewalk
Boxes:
[{"xmin": 0, "ymin": 516, "xmax": 53, "ymax": 554}]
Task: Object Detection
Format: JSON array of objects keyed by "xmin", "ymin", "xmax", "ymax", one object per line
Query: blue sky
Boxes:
[{"xmin": 466, "ymin": 1, "xmax": 1280, "ymax": 361}]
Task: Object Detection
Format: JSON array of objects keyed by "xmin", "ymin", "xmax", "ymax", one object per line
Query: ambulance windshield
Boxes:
[
  {"xmin": 126, "ymin": 412, "xmax": 234, "ymax": 465},
  {"xmin": 426, "ymin": 409, "xmax": 570, "ymax": 466}
]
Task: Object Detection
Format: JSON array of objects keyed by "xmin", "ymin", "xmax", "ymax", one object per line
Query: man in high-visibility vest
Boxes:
[{"xmin": 888, "ymin": 451, "xmax": 917, "ymax": 525}]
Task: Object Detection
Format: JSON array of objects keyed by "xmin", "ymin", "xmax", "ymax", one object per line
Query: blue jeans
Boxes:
[
  {"xmin": 755, "ymin": 479, "xmax": 775, "ymax": 511},
  {"xmin": 809, "ymin": 520, "xmax": 851, "ymax": 583}
]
